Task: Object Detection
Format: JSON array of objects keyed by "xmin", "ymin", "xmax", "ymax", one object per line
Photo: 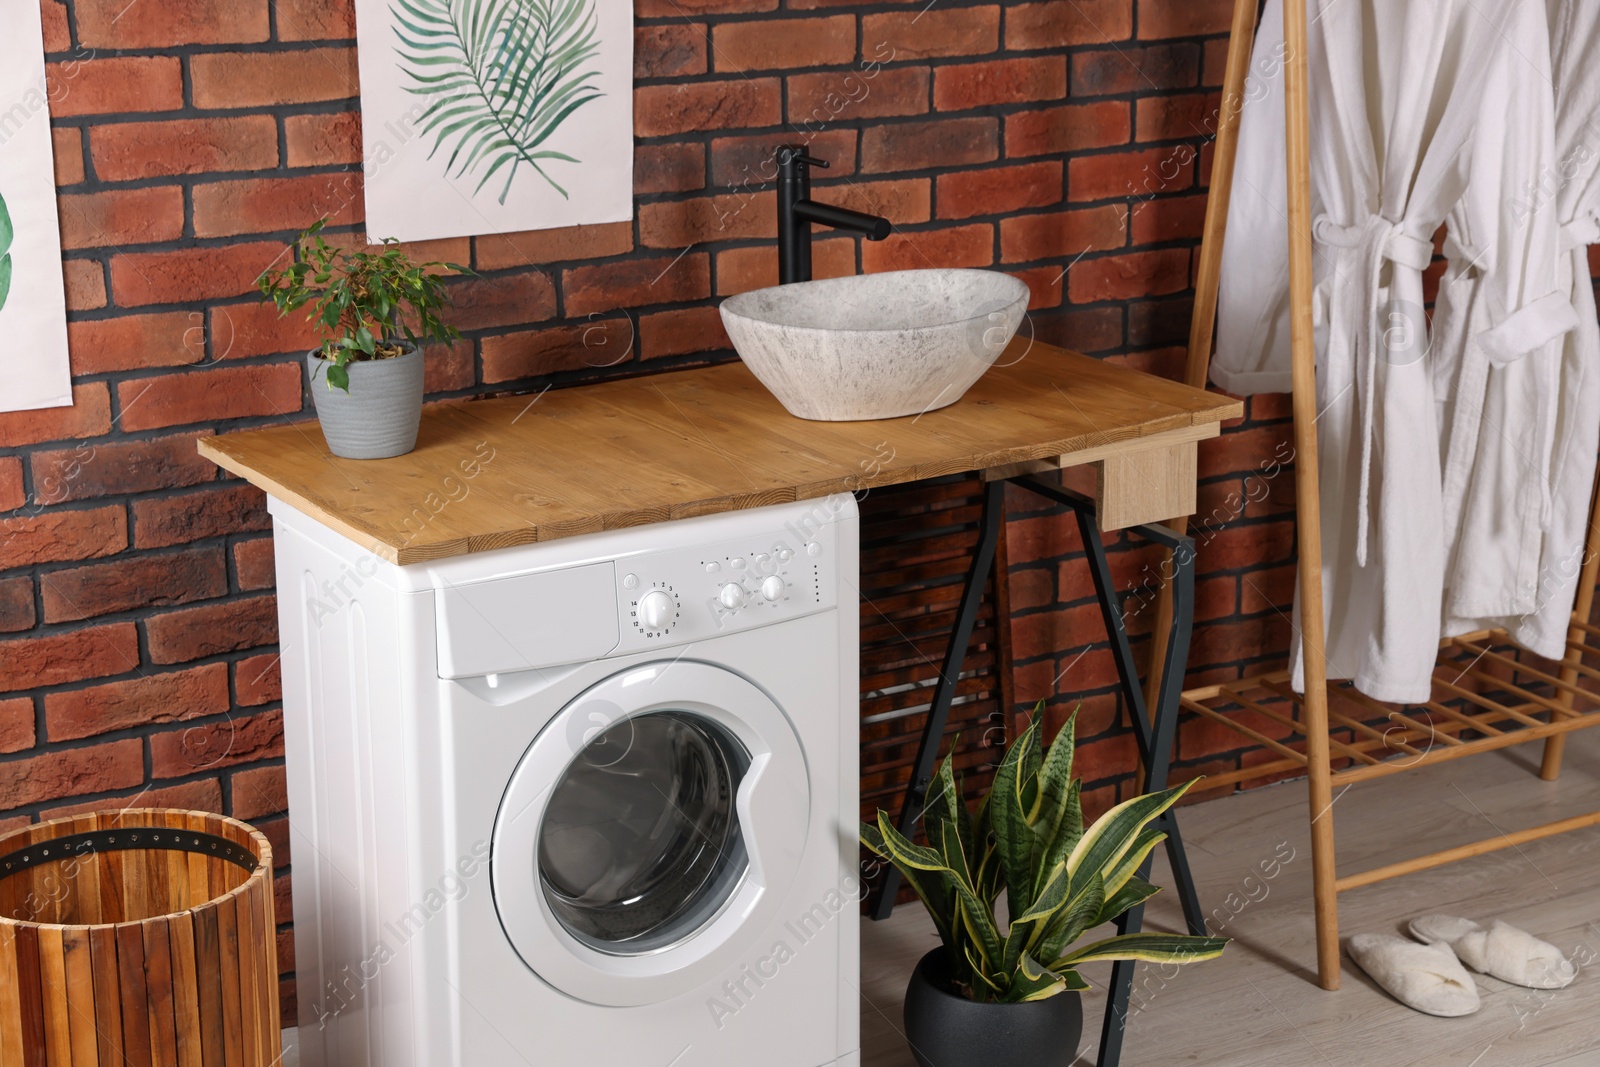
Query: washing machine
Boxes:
[{"xmin": 270, "ymin": 494, "xmax": 861, "ymax": 1067}]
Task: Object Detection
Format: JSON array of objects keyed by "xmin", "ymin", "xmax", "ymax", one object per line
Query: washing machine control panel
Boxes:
[{"xmin": 615, "ymin": 505, "xmax": 841, "ymax": 649}]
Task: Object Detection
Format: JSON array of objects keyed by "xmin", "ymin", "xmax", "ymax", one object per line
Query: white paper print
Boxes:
[
  {"xmin": 356, "ymin": 0, "xmax": 635, "ymax": 242},
  {"xmin": 0, "ymin": 0, "xmax": 72, "ymax": 413}
]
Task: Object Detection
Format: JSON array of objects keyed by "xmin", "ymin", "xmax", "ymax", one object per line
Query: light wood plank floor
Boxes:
[
  {"xmin": 863, "ymin": 730, "xmax": 1600, "ymax": 1067},
  {"xmin": 281, "ymin": 731, "xmax": 1600, "ymax": 1067}
]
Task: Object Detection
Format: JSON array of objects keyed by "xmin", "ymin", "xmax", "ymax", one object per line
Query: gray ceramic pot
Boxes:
[
  {"xmin": 306, "ymin": 344, "xmax": 424, "ymax": 460},
  {"xmin": 903, "ymin": 948, "xmax": 1083, "ymax": 1067}
]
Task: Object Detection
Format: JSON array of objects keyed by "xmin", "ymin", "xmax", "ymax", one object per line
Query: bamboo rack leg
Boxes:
[
  {"xmin": 1282, "ymin": 0, "xmax": 1341, "ymax": 991},
  {"xmin": 1140, "ymin": 0, "xmax": 1261, "ymax": 716},
  {"xmin": 1541, "ymin": 469, "xmax": 1600, "ymax": 780}
]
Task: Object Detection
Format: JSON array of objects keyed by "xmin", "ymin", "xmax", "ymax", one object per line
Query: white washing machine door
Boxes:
[{"xmin": 492, "ymin": 660, "xmax": 811, "ymax": 1006}]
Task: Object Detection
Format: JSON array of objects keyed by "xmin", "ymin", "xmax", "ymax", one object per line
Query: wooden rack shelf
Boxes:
[{"xmin": 1179, "ymin": 617, "xmax": 1600, "ymax": 887}]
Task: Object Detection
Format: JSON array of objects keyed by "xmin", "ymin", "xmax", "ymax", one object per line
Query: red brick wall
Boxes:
[{"xmin": 1, "ymin": 0, "xmax": 1331, "ymax": 1018}]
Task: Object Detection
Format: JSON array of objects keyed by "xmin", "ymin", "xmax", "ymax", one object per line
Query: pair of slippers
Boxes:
[{"xmin": 1348, "ymin": 914, "xmax": 1577, "ymax": 1017}]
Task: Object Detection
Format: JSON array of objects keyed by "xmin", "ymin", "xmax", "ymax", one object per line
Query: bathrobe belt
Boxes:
[
  {"xmin": 1561, "ymin": 211, "xmax": 1600, "ymax": 252},
  {"xmin": 1313, "ymin": 215, "xmax": 1436, "ymax": 566},
  {"xmin": 1440, "ymin": 230, "xmax": 1579, "ymax": 367},
  {"xmin": 1437, "ymin": 224, "xmax": 1585, "ymax": 530}
]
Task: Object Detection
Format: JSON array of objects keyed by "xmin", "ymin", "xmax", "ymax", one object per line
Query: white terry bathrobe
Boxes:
[
  {"xmin": 1436, "ymin": 0, "xmax": 1599, "ymax": 660},
  {"xmin": 1213, "ymin": 0, "xmax": 1567, "ymax": 703}
]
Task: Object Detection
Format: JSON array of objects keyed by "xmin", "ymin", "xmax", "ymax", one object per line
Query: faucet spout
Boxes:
[
  {"xmin": 776, "ymin": 144, "xmax": 893, "ymax": 284},
  {"xmin": 792, "ymin": 200, "xmax": 892, "ymax": 241}
]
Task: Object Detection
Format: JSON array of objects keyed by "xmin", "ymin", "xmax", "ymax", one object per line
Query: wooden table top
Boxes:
[{"xmin": 198, "ymin": 339, "xmax": 1242, "ymax": 564}]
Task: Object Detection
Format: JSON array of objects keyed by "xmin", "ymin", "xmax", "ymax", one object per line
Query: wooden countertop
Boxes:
[{"xmin": 198, "ymin": 339, "xmax": 1242, "ymax": 565}]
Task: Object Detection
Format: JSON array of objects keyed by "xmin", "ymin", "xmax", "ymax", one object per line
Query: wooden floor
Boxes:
[
  {"xmin": 863, "ymin": 729, "xmax": 1600, "ymax": 1067},
  {"xmin": 280, "ymin": 731, "xmax": 1600, "ymax": 1067}
]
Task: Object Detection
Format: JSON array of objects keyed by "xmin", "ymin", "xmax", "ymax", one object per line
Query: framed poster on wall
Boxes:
[
  {"xmin": 0, "ymin": 0, "xmax": 72, "ymax": 413},
  {"xmin": 354, "ymin": 0, "xmax": 635, "ymax": 243}
]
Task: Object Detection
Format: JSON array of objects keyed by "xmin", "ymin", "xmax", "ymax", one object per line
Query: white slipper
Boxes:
[
  {"xmin": 1408, "ymin": 915, "xmax": 1577, "ymax": 990},
  {"xmin": 1347, "ymin": 933, "xmax": 1481, "ymax": 1016}
]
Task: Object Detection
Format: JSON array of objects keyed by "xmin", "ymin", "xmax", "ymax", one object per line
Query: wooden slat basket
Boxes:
[{"xmin": 0, "ymin": 809, "xmax": 280, "ymax": 1066}]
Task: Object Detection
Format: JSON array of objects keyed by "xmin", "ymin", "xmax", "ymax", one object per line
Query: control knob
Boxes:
[
  {"xmin": 719, "ymin": 582, "xmax": 748, "ymax": 610},
  {"xmin": 760, "ymin": 575, "xmax": 785, "ymax": 602},
  {"xmin": 637, "ymin": 589, "xmax": 676, "ymax": 631}
]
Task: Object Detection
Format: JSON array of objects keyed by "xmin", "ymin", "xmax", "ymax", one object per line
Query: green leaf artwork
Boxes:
[
  {"xmin": 0, "ymin": 188, "xmax": 13, "ymax": 313},
  {"xmin": 391, "ymin": 0, "xmax": 604, "ymax": 204}
]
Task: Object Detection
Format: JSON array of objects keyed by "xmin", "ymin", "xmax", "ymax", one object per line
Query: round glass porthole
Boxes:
[{"xmin": 537, "ymin": 711, "xmax": 750, "ymax": 955}]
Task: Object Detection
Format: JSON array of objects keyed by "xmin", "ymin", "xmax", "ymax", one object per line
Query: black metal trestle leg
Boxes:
[
  {"xmin": 871, "ymin": 477, "xmax": 1006, "ymax": 920},
  {"xmin": 1032, "ymin": 481, "xmax": 1199, "ymax": 1067},
  {"xmin": 870, "ymin": 475, "xmax": 1204, "ymax": 1067},
  {"xmin": 1051, "ymin": 487, "xmax": 1205, "ymax": 935}
]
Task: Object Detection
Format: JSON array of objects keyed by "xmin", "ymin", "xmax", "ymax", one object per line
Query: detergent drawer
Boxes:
[{"xmin": 435, "ymin": 561, "xmax": 619, "ymax": 679}]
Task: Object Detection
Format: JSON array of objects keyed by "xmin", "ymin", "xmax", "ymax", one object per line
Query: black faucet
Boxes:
[{"xmin": 777, "ymin": 145, "xmax": 892, "ymax": 284}]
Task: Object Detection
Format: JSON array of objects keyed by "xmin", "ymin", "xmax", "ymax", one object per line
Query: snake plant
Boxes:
[
  {"xmin": 0, "ymin": 189, "xmax": 12, "ymax": 312},
  {"xmin": 862, "ymin": 707, "xmax": 1228, "ymax": 1003},
  {"xmin": 392, "ymin": 0, "xmax": 604, "ymax": 203}
]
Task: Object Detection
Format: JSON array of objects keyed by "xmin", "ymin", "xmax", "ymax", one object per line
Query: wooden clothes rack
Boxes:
[{"xmin": 1153, "ymin": 0, "xmax": 1600, "ymax": 991}]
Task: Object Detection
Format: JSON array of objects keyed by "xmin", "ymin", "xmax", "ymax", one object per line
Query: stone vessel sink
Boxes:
[{"xmin": 719, "ymin": 268, "xmax": 1031, "ymax": 421}]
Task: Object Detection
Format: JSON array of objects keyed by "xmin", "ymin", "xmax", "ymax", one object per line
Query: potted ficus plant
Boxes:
[
  {"xmin": 257, "ymin": 218, "xmax": 469, "ymax": 460},
  {"xmin": 862, "ymin": 707, "xmax": 1227, "ymax": 1067}
]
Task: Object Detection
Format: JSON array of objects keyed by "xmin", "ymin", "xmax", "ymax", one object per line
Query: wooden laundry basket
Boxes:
[{"xmin": 0, "ymin": 809, "xmax": 281, "ymax": 1066}]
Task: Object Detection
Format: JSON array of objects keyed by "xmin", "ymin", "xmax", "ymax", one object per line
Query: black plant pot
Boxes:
[{"xmin": 903, "ymin": 948, "xmax": 1084, "ymax": 1067}]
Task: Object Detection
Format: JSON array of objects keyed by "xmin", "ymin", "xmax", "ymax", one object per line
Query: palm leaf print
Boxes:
[
  {"xmin": 0, "ymin": 190, "xmax": 12, "ymax": 312},
  {"xmin": 391, "ymin": 0, "xmax": 604, "ymax": 203}
]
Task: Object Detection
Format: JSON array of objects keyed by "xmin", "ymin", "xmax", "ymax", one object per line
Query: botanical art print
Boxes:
[
  {"xmin": 0, "ymin": 0, "xmax": 72, "ymax": 412},
  {"xmin": 355, "ymin": 0, "xmax": 633, "ymax": 241},
  {"xmin": 0, "ymin": 190, "xmax": 12, "ymax": 312},
  {"xmin": 392, "ymin": 0, "xmax": 603, "ymax": 204}
]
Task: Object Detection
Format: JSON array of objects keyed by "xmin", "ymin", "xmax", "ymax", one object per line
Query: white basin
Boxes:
[{"xmin": 719, "ymin": 268, "xmax": 1031, "ymax": 421}]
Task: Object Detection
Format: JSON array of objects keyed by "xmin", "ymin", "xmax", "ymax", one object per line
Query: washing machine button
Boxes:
[
  {"xmin": 760, "ymin": 575, "xmax": 784, "ymax": 602},
  {"xmin": 637, "ymin": 589, "xmax": 676, "ymax": 630},
  {"xmin": 718, "ymin": 583, "xmax": 747, "ymax": 610},
  {"xmin": 806, "ymin": 542, "xmax": 822, "ymax": 557},
  {"xmin": 622, "ymin": 573, "xmax": 640, "ymax": 590},
  {"xmin": 705, "ymin": 561, "xmax": 720, "ymax": 574},
  {"xmin": 776, "ymin": 547, "xmax": 793, "ymax": 562},
  {"xmin": 730, "ymin": 557, "xmax": 746, "ymax": 570}
]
